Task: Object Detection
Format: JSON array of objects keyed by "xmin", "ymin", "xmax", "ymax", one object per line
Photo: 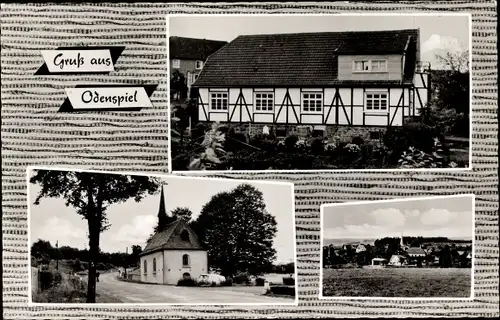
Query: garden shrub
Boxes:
[
  {"xmin": 284, "ymin": 135, "xmax": 299, "ymax": 151},
  {"xmin": 225, "ymin": 132, "xmax": 248, "ymax": 152},
  {"xmin": 250, "ymin": 134, "xmax": 278, "ymax": 152},
  {"xmin": 397, "ymin": 147, "xmax": 453, "ymax": 169},
  {"xmin": 221, "ymin": 278, "xmax": 233, "ymax": 286},
  {"xmin": 351, "ymin": 136, "xmax": 365, "ymax": 146},
  {"xmin": 39, "ymin": 270, "xmax": 54, "ymax": 291},
  {"xmin": 52, "ymin": 271, "xmax": 63, "ymax": 287},
  {"xmin": 383, "ymin": 121, "xmax": 440, "ymax": 165},
  {"xmin": 255, "ymin": 277, "xmax": 266, "ymax": 286},
  {"xmin": 96, "ymin": 262, "xmax": 106, "ymax": 270},
  {"xmin": 282, "ymin": 277, "xmax": 295, "ymax": 286},
  {"xmin": 310, "ymin": 138, "xmax": 324, "ymax": 154},
  {"xmin": 269, "ymin": 285, "xmax": 296, "ymax": 296},
  {"xmin": 402, "ymin": 121, "xmax": 438, "ymax": 152},
  {"xmin": 191, "ymin": 122, "xmax": 211, "ymax": 141},
  {"xmin": 41, "ymin": 254, "xmax": 51, "ymax": 266},
  {"xmin": 233, "ymin": 272, "xmax": 251, "ymax": 285},
  {"xmin": 177, "ymin": 278, "xmax": 197, "ymax": 287}
]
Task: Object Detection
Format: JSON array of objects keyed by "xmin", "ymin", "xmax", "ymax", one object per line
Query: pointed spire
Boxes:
[{"xmin": 157, "ymin": 185, "xmax": 168, "ymax": 231}]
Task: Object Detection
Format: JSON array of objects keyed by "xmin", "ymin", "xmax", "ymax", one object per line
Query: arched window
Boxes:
[
  {"xmin": 153, "ymin": 258, "xmax": 156, "ymax": 274},
  {"xmin": 143, "ymin": 260, "xmax": 147, "ymax": 274},
  {"xmin": 182, "ymin": 254, "xmax": 189, "ymax": 267},
  {"xmin": 181, "ymin": 230, "xmax": 190, "ymax": 242}
]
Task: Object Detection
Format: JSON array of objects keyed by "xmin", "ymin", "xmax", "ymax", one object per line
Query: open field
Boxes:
[{"xmin": 322, "ymin": 267, "xmax": 472, "ymax": 298}]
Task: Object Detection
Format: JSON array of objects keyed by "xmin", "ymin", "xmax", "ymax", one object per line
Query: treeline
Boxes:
[
  {"xmin": 374, "ymin": 236, "xmax": 472, "ymax": 248},
  {"xmin": 269, "ymin": 262, "xmax": 294, "ymax": 274},
  {"xmin": 31, "ymin": 239, "xmax": 143, "ymax": 270}
]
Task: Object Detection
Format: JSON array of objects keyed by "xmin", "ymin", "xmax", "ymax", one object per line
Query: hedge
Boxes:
[{"xmin": 270, "ymin": 285, "xmax": 295, "ymax": 296}]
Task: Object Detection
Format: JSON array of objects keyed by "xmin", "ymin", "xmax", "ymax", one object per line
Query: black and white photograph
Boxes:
[
  {"xmin": 28, "ymin": 168, "xmax": 297, "ymax": 305},
  {"xmin": 168, "ymin": 14, "xmax": 471, "ymax": 172},
  {"xmin": 320, "ymin": 195, "xmax": 474, "ymax": 299}
]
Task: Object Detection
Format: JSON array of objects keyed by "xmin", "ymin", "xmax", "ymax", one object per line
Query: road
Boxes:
[{"xmin": 95, "ymin": 272, "xmax": 295, "ymax": 304}]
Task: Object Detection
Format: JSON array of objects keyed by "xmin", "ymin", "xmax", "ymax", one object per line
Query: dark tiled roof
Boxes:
[
  {"xmin": 141, "ymin": 219, "xmax": 204, "ymax": 256},
  {"xmin": 406, "ymin": 247, "xmax": 427, "ymax": 255},
  {"xmin": 193, "ymin": 29, "xmax": 419, "ymax": 87},
  {"xmin": 169, "ymin": 36, "xmax": 228, "ymax": 61}
]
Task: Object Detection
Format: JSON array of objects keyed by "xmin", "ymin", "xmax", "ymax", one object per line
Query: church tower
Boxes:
[
  {"xmin": 400, "ymin": 232, "xmax": 408, "ymax": 250},
  {"xmin": 157, "ymin": 185, "xmax": 168, "ymax": 231}
]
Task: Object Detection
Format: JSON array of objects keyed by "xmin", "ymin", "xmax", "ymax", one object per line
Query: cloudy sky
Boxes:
[
  {"xmin": 169, "ymin": 14, "xmax": 470, "ymax": 69},
  {"xmin": 29, "ymin": 172, "xmax": 295, "ymax": 264},
  {"xmin": 323, "ymin": 195, "xmax": 474, "ymax": 240}
]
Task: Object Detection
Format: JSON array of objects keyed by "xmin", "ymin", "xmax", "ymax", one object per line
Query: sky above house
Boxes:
[
  {"xmin": 322, "ymin": 195, "xmax": 474, "ymax": 240},
  {"xmin": 29, "ymin": 172, "xmax": 296, "ymax": 264},
  {"xmin": 169, "ymin": 14, "xmax": 470, "ymax": 69}
]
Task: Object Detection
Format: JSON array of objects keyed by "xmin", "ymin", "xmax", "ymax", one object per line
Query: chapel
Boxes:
[{"xmin": 139, "ymin": 187, "xmax": 208, "ymax": 285}]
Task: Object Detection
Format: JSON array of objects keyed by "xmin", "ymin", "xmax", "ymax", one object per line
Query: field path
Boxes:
[{"xmin": 95, "ymin": 272, "xmax": 294, "ymax": 304}]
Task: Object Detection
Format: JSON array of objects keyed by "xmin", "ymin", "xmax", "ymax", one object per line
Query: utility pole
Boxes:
[
  {"xmin": 56, "ymin": 240, "xmax": 59, "ymax": 271},
  {"xmin": 124, "ymin": 247, "xmax": 128, "ymax": 279}
]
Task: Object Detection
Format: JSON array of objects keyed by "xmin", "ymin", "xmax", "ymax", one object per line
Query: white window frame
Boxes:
[
  {"xmin": 254, "ymin": 91, "xmax": 274, "ymax": 113},
  {"xmin": 301, "ymin": 92, "xmax": 323, "ymax": 114},
  {"xmin": 195, "ymin": 60, "xmax": 204, "ymax": 69},
  {"xmin": 172, "ymin": 59, "xmax": 180, "ymax": 69},
  {"xmin": 353, "ymin": 60, "xmax": 370, "ymax": 72},
  {"xmin": 352, "ymin": 59, "xmax": 388, "ymax": 73},
  {"xmin": 371, "ymin": 60, "xmax": 388, "ymax": 72},
  {"xmin": 365, "ymin": 91, "xmax": 389, "ymax": 113},
  {"xmin": 209, "ymin": 91, "xmax": 229, "ymax": 112}
]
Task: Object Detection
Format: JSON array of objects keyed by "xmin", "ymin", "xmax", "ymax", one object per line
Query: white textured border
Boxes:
[
  {"xmin": 318, "ymin": 194, "xmax": 476, "ymax": 301},
  {"xmin": 166, "ymin": 12, "xmax": 473, "ymax": 174},
  {"xmin": 26, "ymin": 166, "xmax": 299, "ymax": 306}
]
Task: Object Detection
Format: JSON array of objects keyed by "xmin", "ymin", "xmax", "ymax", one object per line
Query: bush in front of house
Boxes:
[
  {"xmin": 269, "ymin": 285, "xmax": 296, "ymax": 296},
  {"xmin": 177, "ymin": 278, "xmax": 198, "ymax": 287},
  {"xmin": 310, "ymin": 138, "xmax": 325, "ymax": 155},
  {"xmin": 284, "ymin": 135, "xmax": 299, "ymax": 151},
  {"xmin": 282, "ymin": 276, "xmax": 295, "ymax": 286},
  {"xmin": 225, "ymin": 131, "xmax": 249, "ymax": 152},
  {"xmin": 384, "ymin": 121, "xmax": 437, "ymax": 155},
  {"xmin": 221, "ymin": 278, "xmax": 233, "ymax": 286},
  {"xmin": 233, "ymin": 272, "xmax": 251, "ymax": 285},
  {"xmin": 351, "ymin": 136, "xmax": 365, "ymax": 146},
  {"xmin": 249, "ymin": 134, "xmax": 278, "ymax": 152},
  {"xmin": 255, "ymin": 277, "xmax": 266, "ymax": 286}
]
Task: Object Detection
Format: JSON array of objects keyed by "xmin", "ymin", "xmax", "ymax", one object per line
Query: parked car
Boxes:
[{"xmin": 197, "ymin": 273, "xmax": 226, "ymax": 286}]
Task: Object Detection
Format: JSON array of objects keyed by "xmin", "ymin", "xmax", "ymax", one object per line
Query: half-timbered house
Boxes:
[{"xmin": 192, "ymin": 29, "xmax": 431, "ymax": 139}]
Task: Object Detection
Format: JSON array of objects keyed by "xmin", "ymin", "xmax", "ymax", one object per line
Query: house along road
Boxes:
[{"xmin": 95, "ymin": 272, "xmax": 294, "ymax": 304}]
